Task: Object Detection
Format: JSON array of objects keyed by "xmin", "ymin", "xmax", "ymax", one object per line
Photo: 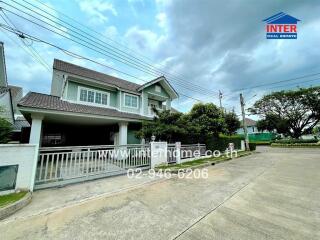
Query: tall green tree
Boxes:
[
  {"xmin": 224, "ymin": 112, "xmax": 241, "ymax": 135},
  {"xmin": 250, "ymin": 87, "xmax": 320, "ymax": 138},
  {"xmin": 136, "ymin": 103, "xmax": 227, "ymax": 143}
]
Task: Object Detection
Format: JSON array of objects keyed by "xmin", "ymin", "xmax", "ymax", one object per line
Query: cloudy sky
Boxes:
[{"xmin": 1, "ymin": 0, "xmax": 320, "ymax": 116}]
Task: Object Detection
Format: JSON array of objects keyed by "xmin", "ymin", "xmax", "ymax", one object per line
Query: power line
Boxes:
[
  {"xmin": 5, "ymin": 0, "xmax": 219, "ymax": 98},
  {"xmin": 0, "ymin": 23, "xmax": 205, "ymax": 103},
  {"xmin": 30, "ymin": 0, "xmax": 218, "ymax": 95},
  {"xmin": 0, "ymin": 11, "xmax": 50, "ymax": 71}
]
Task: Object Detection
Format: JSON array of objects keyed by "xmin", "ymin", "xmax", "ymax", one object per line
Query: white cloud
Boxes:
[
  {"xmin": 77, "ymin": 0, "xmax": 117, "ymax": 24},
  {"xmin": 103, "ymin": 26, "xmax": 118, "ymax": 39},
  {"xmin": 156, "ymin": 12, "xmax": 167, "ymax": 28},
  {"xmin": 125, "ymin": 26, "xmax": 165, "ymax": 55}
]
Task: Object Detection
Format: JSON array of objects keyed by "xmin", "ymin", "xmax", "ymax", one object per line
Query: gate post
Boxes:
[
  {"xmin": 175, "ymin": 142, "xmax": 181, "ymax": 164},
  {"xmin": 150, "ymin": 142, "xmax": 167, "ymax": 168}
]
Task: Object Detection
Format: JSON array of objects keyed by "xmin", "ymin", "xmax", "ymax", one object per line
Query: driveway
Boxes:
[{"xmin": 1, "ymin": 147, "xmax": 319, "ymax": 239}]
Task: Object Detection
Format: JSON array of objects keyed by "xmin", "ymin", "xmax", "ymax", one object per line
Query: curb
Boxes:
[
  {"xmin": 0, "ymin": 192, "xmax": 32, "ymax": 220},
  {"xmin": 156, "ymin": 152, "xmax": 253, "ymax": 173}
]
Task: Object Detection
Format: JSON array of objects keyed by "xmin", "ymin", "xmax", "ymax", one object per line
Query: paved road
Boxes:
[{"xmin": 1, "ymin": 147, "xmax": 319, "ymax": 239}]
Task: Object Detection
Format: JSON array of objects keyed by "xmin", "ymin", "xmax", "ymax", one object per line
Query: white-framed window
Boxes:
[
  {"xmin": 78, "ymin": 87, "xmax": 110, "ymax": 107},
  {"xmin": 124, "ymin": 93, "xmax": 138, "ymax": 108},
  {"xmin": 155, "ymin": 85, "xmax": 161, "ymax": 93}
]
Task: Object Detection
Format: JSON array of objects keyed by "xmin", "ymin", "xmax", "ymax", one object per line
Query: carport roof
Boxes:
[{"xmin": 18, "ymin": 92, "xmax": 151, "ymax": 121}]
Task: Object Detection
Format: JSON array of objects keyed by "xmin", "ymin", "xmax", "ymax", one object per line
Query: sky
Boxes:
[{"xmin": 1, "ymin": 0, "xmax": 320, "ymax": 117}]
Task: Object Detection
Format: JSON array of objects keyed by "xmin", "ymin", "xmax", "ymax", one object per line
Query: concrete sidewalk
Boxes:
[{"xmin": 4, "ymin": 170, "xmax": 165, "ymax": 221}]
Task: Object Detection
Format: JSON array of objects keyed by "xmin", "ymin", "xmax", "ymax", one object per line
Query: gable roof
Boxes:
[
  {"xmin": 53, "ymin": 59, "xmax": 179, "ymax": 99},
  {"xmin": 241, "ymin": 118, "xmax": 257, "ymax": 127},
  {"xmin": 137, "ymin": 76, "xmax": 179, "ymax": 99},
  {"xmin": 263, "ymin": 12, "xmax": 300, "ymax": 24},
  {"xmin": 18, "ymin": 92, "xmax": 151, "ymax": 121},
  {"xmin": 53, "ymin": 59, "xmax": 141, "ymax": 93}
]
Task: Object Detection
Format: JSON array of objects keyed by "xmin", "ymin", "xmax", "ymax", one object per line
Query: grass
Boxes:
[
  {"xmin": 156, "ymin": 151, "xmax": 252, "ymax": 171},
  {"xmin": 0, "ymin": 191, "xmax": 27, "ymax": 208}
]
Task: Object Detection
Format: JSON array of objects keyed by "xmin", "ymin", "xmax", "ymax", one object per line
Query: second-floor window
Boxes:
[
  {"xmin": 124, "ymin": 93, "xmax": 138, "ymax": 108},
  {"xmin": 79, "ymin": 87, "xmax": 110, "ymax": 106}
]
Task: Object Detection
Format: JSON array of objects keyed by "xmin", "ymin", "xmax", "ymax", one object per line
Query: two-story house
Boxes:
[{"xmin": 18, "ymin": 59, "xmax": 178, "ymax": 147}]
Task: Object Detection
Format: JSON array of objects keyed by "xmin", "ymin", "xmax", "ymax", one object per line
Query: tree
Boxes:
[
  {"xmin": 187, "ymin": 103, "xmax": 226, "ymax": 141},
  {"xmin": 256, "ymin": 114, "xmax": 289, "ymax": 134},
  {"xmin": 0, "ymin": 107, "xmax": 13, "ymax": 143},
  {"xmin": 136, "ymin": 110, "xmax": 186, "ymax": 142},
  {"xmin": 136, "ymin": 103, "xmax": 227, "ymax": 143},
  {"xmin": 224, "ymin": 112, "xmax": 240, "ymax": 135},
  {"xmin": 250, "ymin": 87, "xmax": 320, "ymax": 138}
]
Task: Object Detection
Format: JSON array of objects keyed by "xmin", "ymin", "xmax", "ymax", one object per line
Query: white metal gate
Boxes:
[{"xmin": 35, "ymin": 144, "xmax": 151, "ymax": 189}]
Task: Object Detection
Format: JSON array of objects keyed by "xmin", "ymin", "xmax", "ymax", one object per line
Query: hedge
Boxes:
[
  {"xmin": 271, "ymin": 143, "xmax": 320, "ymax": 148},
  {"xmin": 249, "ymin": 143, "xmax": 256, "ymax": 151},
  {"xmin": 205, "ymin": 134, "xmax": 244, "ymax": 152},
  {"xmin": 250, "ymin": 141, "xmax": 271, "ymax": 145},
  {"xmin": 273, "ymin": 138, "xmax": 318, "ymax": 144}
]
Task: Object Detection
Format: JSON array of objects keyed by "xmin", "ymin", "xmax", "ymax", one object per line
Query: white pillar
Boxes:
[
  {"xmin": 29, "ymin": 115, "xmax": 43, "ymax": 145},
  {"xmin": 118, "ymin": 122, "xmax": 128, "ymax": 145},
  {"xmin": 150, "ymin": 142, "xmax": 167, "ymax": 168},
  {"xmin": 175, "ymin": 142, "xmax": 181, "ymax": 164}
]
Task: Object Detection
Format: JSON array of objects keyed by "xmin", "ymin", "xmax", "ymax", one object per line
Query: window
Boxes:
[
  {"xmin": 155, "ymin": 85, "xmax": 161, "ymax": 93},
  {"xmin": 78, "ymin": 87, "xmax": 110, "ymax": 107},
  {"xmin": 95, "ymin": 92, "xmax": 101, "ymax": 104},
  {"xmin": 124, "ymin": 94, "xmax": 138, "ymax": 108},
  {"xmin": 80, "ymin": 89, "xmax": 87, "ymax": 101},
  {"xmin": 102, "ymin": 94, "xmax": 108, "ymax": 105},
  {"xmin": 88, "ymin": 90, "xmax": 94, "ymax": 103}
]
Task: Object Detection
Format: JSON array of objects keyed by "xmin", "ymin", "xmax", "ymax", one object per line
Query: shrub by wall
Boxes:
[
  {"xmin": 273, "ymin": 138, "xmax": 318, "ymax": 144},
  {"xmin": 206, "ymin": 134, "xmax": 244, "ymax": 152},
  {"xmin": 249, "ymin": 142, "xmax": 256, "ymax": 151}
]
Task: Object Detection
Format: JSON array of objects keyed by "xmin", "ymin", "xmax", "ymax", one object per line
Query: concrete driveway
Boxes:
[{"xmin": 1, "ymin": 147, "xmax": 319, "ymax": 240}]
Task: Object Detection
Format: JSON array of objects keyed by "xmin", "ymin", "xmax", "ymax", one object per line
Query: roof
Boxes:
[
  {"xmin": 8, "ymin": 85, "xmax": 23, "ymax": 100},
  {"xmin": 263, "ymin": 12, "xmax": 300, "ymax": 24},
  {"xmin": 18, "ymin": 92, "xmax": 151, "ymax": 121},
  {"xmin": 137, "ymin": 76, "xmax": 179, "ymax": 99},
  {"xmin": 53, "ymin": 59, "xmax": 141, "ymax": 92},
  {"xmin": 13, "ymin": 118, "xmax": 30, "ymax": 131},
  {"xmin": 241, "ymin": 118, "xmax": 257, "ymax": 127}
]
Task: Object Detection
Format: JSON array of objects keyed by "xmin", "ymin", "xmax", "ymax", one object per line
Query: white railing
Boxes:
[
  {"xmin": 167, "ymin": 144, "xmax": 177, "ymax": 163},
  {"xmin": 35, "ymin": 144, "xmax": 150, "ymax": 186},
  {"xmin": 180, "ymin": 144, "xmax": 206, "ymax": 159}
]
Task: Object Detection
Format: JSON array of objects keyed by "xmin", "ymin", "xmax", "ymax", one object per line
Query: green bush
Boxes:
[
  {"xmin": 271, "ymin": 143, "xmax": 320, "ymax": 148},
  {"xmin": 0, "ymin": 118, "xmax": 12, "ymax": 143},
  {"xmin": 273, "ymin": 138, "xmax": 318, "ymax": 144},
  {"xmin": 249, "ymin": 142, "xmax": 256, "ymax": 151},
  {"xmin": 205, "ymin": 134, "xmax": 244, "ymax": 152},
  {"xmin": 251, "ymin": 141, "xmax": 270, "ymax": 145}
]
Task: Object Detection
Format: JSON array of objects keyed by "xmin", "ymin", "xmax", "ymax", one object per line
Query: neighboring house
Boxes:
[
  {"xmin": 0, "ymin": 42, "xmax": 14, "ymax": 124},
  {"xmin": 0, "ymin": 42, "xmax": 29, "ymax": 141},
  {"xmin": 18, "ymin": 59, "xmax": 179, "ymax": 147},
  {"xmin": 237, "ymin": 118, "xmax": 257, "ymax": 134}
]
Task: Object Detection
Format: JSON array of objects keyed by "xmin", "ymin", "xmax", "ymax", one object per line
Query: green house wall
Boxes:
[{"xmin": 66, "ymin": 81, "xmax": 117, "ymax": 107}]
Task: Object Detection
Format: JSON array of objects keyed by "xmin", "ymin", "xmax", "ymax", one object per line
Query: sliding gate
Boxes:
[{"xmin": 34, "ymin": 144, "xmax": 151, "ymax": 189}]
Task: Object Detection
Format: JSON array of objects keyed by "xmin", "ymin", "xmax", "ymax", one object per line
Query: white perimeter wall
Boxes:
[{"xmin": 0, "ymin": 144, "xmax": 39, "ymax": 192}]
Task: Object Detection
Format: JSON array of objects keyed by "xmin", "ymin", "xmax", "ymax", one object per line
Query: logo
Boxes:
[{"xmin": 263, "ymin": 12, "xmax": 300, "ymax": 39}]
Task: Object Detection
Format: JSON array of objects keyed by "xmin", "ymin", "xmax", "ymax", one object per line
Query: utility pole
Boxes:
[
  {"xmin": 240, "ymin": 93, "xmax": 250, "ymax": 151},
  {"xmin": 219, "ymin": 90, "xmax": 223, "ymax": 110}
]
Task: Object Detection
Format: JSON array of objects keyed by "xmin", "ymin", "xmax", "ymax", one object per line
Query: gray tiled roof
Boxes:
[
  {"xmin": 18, "ymin": 92, "xmax": 151, "ymax": 121},
  {"xmin": 240, "ymin": 118, "xmax": 257, "ymax": 127},
  {"xmin": 53, "ymin": 59, "xmax": 142, "ymax": 92},
  {"xmin": 13, "ymin": 118, "xmax": 30, "ymax": 131}
]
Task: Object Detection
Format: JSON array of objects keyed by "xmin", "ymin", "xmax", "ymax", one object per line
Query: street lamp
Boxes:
[{"xmin": 151, "ymin": 135, "xmax": 156, "ymax": 142}]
